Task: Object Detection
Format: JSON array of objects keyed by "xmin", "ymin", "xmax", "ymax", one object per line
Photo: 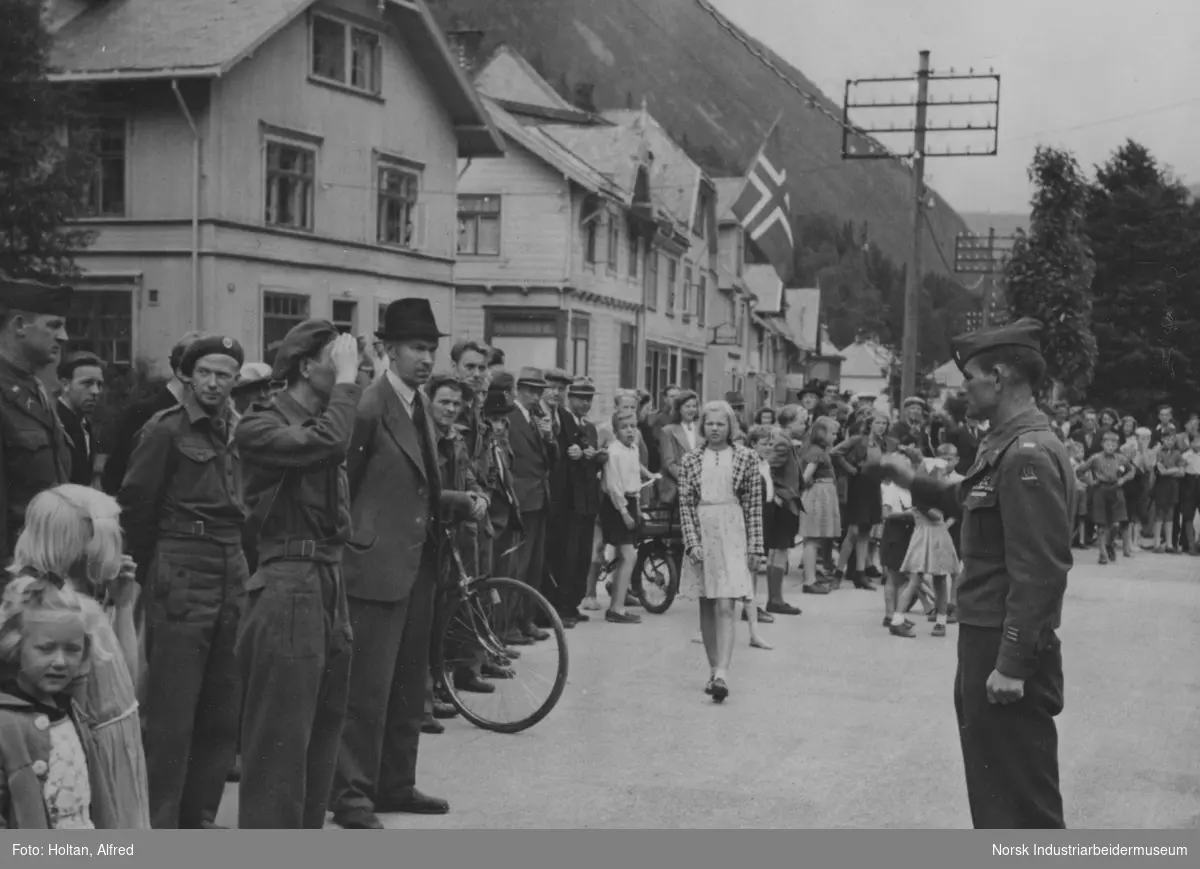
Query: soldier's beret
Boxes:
[
  {"xmin": 567, "ymin": 376, "xmax": 596, "ymax": 397},
  {"xmin": 0, "ymin": 274, "xmax": 73, "ymax": 317},
  {"xmin": 545, "ymin": 367, "xmax": 572, "ymax": 385},
  {"xmin": 270, "ymin": 319, "xmax": 339, "ymax": 380},
  {"xmin": 952, "ymin": 318, "xmax": 1044, "ymax": 371},
  {"xmin": 179, "ymin": 335, "xmax": 245, "ymax": 376}
]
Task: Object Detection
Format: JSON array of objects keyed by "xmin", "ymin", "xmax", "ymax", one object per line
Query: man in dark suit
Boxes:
[
  {"xmin": 330, "ymin": 299, "xmax": 482, "ymax": 829},
  {"xmin": 541, "ymin": 368, "xmax": 574, "ymax": 626},
  {"xmin": 498, "ymin": 367, "xmax": 557, "ymax": 644},
  {"xmin": 56, "ymin": 351, "xmax": 105, "ymax": 487},
  {"xmin": 558, "ymin": 377, "xmax": 605, "ymax": 623}
]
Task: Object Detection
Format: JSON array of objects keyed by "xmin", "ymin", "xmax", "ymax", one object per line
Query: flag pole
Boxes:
[{"xmin": 739, "ymin": 111, "xmax": 786, "ymax": 193}]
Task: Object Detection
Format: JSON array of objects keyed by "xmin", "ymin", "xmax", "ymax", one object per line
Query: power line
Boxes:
[{"xmin": 1002, "ymin": 95, "xmax": 1200, "ymax": 142}]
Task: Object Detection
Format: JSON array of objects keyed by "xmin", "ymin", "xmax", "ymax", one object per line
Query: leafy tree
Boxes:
[
  {"xmin": 1084, "ymin": 140, "xmax": 1200, "ymax": 419},
  {"xmin": 1004, "ymin": 146, "xmax": 1097, "ymax": 400},
  {"xmin": 0, "ymin": 0, "xmax": 95, "ymax": 279}
]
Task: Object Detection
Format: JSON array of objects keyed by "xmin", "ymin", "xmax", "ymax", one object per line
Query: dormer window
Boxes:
[{"xmin": 311, "ymin": 14, "xmax": 382, "ymax": 96}]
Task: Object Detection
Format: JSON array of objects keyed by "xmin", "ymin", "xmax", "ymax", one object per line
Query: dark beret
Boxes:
[
  {"xmin": 0, "ymin": 274, "xmax": 73, "ymax": 317},
  {"xmin": 180, "ymin": 335, "xmax": 245, "ymax": 376},
  {"xmin": 270, "ymin": 319, "xmax": 339, "ymax": 380},
  {"xmin": 952, "ymin": 318, "xmax": 1044, "ymax": 371}
]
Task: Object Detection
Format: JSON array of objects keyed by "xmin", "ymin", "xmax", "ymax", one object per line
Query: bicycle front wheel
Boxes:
[
  {"xmin": 634, "ymin": 542, "xmax": 680, "ymax": 614},
  {"xmin": 434, "ymin": 577, "xmax": 569, "ymax": 734}
]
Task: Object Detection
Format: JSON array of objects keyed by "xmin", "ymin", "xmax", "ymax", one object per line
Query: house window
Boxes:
[
  {"xmin": 263, "ymin": 292, "xmax": 310, "ymax": 364},
  {"xmin": 571, "ymin": 315, "xmax": 590, "ymax": 376},
  {"xmin": 72, "ymin": 118, "xmax": 126, "ymax": 217},
  {"xmin": 457, "ymin": 195, "xmax": 501, "ymax": 255},
  {"xmin": 736, "ymin": 230, "xmax": 745, "ymax": 277},
  {"xmin": 332, "ymin": 299, "xmax": 357, "ymax": 334},
  {"xmin": 585, "ymin": 220, "xmax": 598, "ymax": 265},
  {"xmin": 643, "ymin": 250, "xmax": 658, "ymax": 311},
  {"xmin": 66, "ymin": 290, "xmax": 133, "ymax": 365},
  {"xmin": 681, "ymin": 352, "xmax": 704, "ymax": 396},
  {"xmin": 486, "ymin": 310, "xmax": 562, "ymax": 371},
  {"xmin": 645, "ymin": 343, "xmax": 673, "ymax": 404},
  {"xmin": 698, "ymin": 274, "xmax": 707, "ymax": 327},
  {"xmin": 627, "ymin": 228, "xmax": 640, "ymax": 279},
  {"xmin": 736, "ymin": 298, "xmax": 746, "ymax": 345},
  {"xmin": 619, "ymin": 323, "xmax": 637, "ymax": 389},
  {"xmin": 606, "ymin": 216, "xmax": 620, "ymax": 272},
  {"xmin": 377, "ymin": 163, "xmax": 419, "ymax": 247},
  {"xmin": 682, "ymin": 264, "xmax": 693, "ymax": 320},
  {"xmin": 694, "ymin": 187, "xmax": 712, "ymax": 239},
  {"xmin": 265, "ymin": 140, "xmax": 316, "ymax": 230},
  {"xmin": 311, "ymin": 14, "xmax": 382, "ymax": 95},
  {"xmin": 378, "ymin": 302, "xmax": 389, "ymax": 331},
  {"xmin": 666, "ymin": 257, "xmax": 678, "ymax": 315}
]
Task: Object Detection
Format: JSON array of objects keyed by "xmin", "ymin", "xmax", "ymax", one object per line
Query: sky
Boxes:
[{"xmin": 710, "ymin": 0, "xmax": 1200, "ymax": 217}]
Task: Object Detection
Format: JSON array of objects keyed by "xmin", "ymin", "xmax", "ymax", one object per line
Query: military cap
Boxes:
[
  {"xmin": 270, "ymin": 319, "xmax": 339, "ymax": 380},
  {"xmin": 952, "ymin": 317, "xmax": 1044, "ymax": 371},
  {"xmin": 545, "ymin": 367, "xmax": 572, "ymax": 385},
  {"xmin": 567, "ymin": 376, "xmax": 596, "ymax": 397},
  {"xmin": 0, "ymin": 274, "xmax": 73, "ymax": 317},
  {"xmin": 179, "ymin": 334, "xmax": 245, "ymax": 376}
]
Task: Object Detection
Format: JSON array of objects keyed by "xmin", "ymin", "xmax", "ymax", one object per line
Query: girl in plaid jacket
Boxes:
[{"xmin": 678, "ymin": 401, "xmax": 766, "ymax": 704}]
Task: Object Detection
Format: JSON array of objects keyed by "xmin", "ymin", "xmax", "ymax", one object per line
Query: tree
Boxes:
[
  {"xmin": 1084, "ymin": 140, "xmax": 1200, "ymax": 419},
  {"xmin": 1, "ymin": 0, "xmax": 96, "ymax": 280},
  {"xmin": 1004, "ymin": 146, "xmax": 1097, "ymax": 400}
]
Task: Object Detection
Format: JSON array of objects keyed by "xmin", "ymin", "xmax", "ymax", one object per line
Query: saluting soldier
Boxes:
[
  {"xmin": 876, "ymin": 319, "xmax": 1072, "ymax": 829},
  {"xmin": 234, "ymin": 323, "xmax": 361, "ymax": 829},
  {"xmin": 119, "ymin": 334, "xmax": 249, "ymax": 829},
  {"xmin": 0, "ymin": 275, "xmax": 73, "ymax": 558}
]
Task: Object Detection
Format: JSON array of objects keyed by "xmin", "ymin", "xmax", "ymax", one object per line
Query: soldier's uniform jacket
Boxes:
[
  {"xmin": 118, "ymin": 390, "xmax": 246, "ymax": 574},
  {"xmin": 912, "ymin": 407, "xmax": 1074, "ymax": 680},
  {"xmin": 0, "ymin": 356, "xmax": 71, "ymax": 556}
]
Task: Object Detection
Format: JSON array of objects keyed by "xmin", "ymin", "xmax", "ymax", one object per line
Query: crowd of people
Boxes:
[{"xmin": 0, "ymin": 271, "xmax": 1184, "ymax": 831}]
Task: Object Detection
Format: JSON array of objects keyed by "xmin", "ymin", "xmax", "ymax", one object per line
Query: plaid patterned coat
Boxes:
[{"xmin": 677, "ymin": 444, "xmax": 765, "ymax": 559}]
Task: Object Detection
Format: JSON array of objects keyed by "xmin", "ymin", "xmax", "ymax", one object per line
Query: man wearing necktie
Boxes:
[
  {"xmin": 0, "ymin": 274, "xmax": 74, "ymax": 559},
  {"xmin": 55, "ymin": 351, "xmax": 105, "ymax": 488},
  {"xmin": 330, "ymin": 299, "xmax": 476, "ymax": 829},
  {"xmin": 541, "ymin": 368, "xmax": 573, "ymax": 625}
]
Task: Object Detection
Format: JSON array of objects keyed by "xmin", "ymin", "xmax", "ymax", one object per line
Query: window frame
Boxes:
[
  {"xmin": 606, "ymin": 214, "xmax": 620, "ymax": 273},
  {"xmin": 682, "ymin": 264, "xmax": 693, "ymax": 322},
  {"xmin": 618, "ymin": 322, "xmax": 638, "ymax": 389},
  {"xmin": 262, "ymin": 290, "xmax": 312, "ymax": 365},
  {"xmin": 264, "ymin": 136, "xmax": 318, "ymax": 231},
  {"xmin": 571, "ymin": 314, "xmax": 590, "ymax": 377},
  {"xmin": 65, "ymin": 286, "xmax": 135, "ymax": 366},
  {"xmin": 627, "ymin": 226, "xmax": 640, "ymax": 279},
  {"xmin": 309, "ymin": 12, "xmax": 383, "ymax": 97},
  {"xmin": 643, "ymin": 249, "xmax": 659, "ymax": 311},
  {"xmin": 697, "ymin": 272, "xmax": 707, "ymax": 327},
  {"xmin": 666, "ymin": 257, "xmax": 678, "ymax": 316},
  {"xmin": 71, "ymin": 116, "xmax": 128, "ymax": 218},
  {"xmin": 376, "ymin": 159, "xmax": 422, "ymax": 248},
  {"xmin": 457, "ymin": 194, "xmax": 502, "ymax": 256},
  {"xmin": 331, "ymin": 299, "xmax": 358, "ymax": 334}
]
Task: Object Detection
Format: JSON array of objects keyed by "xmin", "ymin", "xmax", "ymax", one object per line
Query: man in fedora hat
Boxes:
[
  {"xmin": 891, "ymin": 396, "xmax": 933, "ymax": 458},
  {"xmin": 0, "ymin": 274, "xmax": 74, "ymax": 557},
  {"xmin": 497, "ymin": 366, "xmax": 557, "ymax": 644},
  {"xmin": 556, "ymin": 377, "xmax": 605, "ymax": 623},
  {"xmin": 540, "ymin": 368, "xmax": 574, "ymax": 625},
  {"xmin": 331, "ymin": 298, "xmax": 481, "ymax": 828}
]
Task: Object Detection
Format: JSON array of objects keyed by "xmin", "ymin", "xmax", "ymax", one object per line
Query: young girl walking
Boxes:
[
  {"xmin": 894, "ymin": 458, "xmax": 959, "ymax": 638},
  {"xmin": 5, "ymin": 484, "xmax": 150, "ymax": 829}
]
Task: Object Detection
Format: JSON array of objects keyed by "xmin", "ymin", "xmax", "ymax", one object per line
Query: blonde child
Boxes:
[
  {"xmin": 1067, "ymin": 441, "xmax": 1090, "ymax": 548},
  {"xmin": 0, "ymin": 576, "xmax": 95, "ymax": 828},
  {"xmin": 1078, "ymin": 429, "xmax": 1135, "ymax": 564},
  {"xmin": 894, "ymin": 457, "xmax": 959, "ymax": 638},
  {"xmin": 5, "ymin": 485, "xmax": 149, "ymax": 829},
  {"xmin": 600, "ymin": 410, "xmax": 657, "ymax": 624}
]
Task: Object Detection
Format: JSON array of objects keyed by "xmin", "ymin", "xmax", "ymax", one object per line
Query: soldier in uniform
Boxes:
[
  {"xmin": 876, "ymin": 318, "xmax": 1072, "ymax": 829},
  {"xmin": 0, "ymin": 275, "xmax": 73, "ymax": 559},
  {"xmin": 234, "ymin": 324, "xmax": 361, "ymax": 829},
  {"xmin": 118, "ymin": 334, "xmax": 248, "ymax": 828}
]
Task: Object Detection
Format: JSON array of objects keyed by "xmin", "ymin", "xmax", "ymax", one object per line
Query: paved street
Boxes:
[{"xmin": 218, "ymin": 550, "xmax": 1200, "ymax": 829}]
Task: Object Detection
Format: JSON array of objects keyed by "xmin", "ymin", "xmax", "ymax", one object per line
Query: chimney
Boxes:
[
  {"xmin": 573, "ymin": 83, "xmax": 597, "ymax": 113},
  {"xmin": 445, "ymin": 28, "xmax": 484, "ymax": 77}
]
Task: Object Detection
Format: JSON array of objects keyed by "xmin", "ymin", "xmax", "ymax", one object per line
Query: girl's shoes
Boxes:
[
  {"xmin": 581, "ymin": 597, "xmax": 601, "ymax": 611},
  {"xmin": 710, "ymin": 678, "xmax": 729, "ymax": 703}
]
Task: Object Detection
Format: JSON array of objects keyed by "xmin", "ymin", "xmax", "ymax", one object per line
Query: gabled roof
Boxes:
[
  {"xmin": 481, "ymin": 98, "xmax": 624, "ymax": 201},
  {"xmin": 536, "ymin": 123, "xmax": 648, "ymax": 203},
  {"xmin": 603, "ymin": 109, "xmax": 703, "ymax": 231},
  {"xmin": 837, "ymin": 340, "xmax": 894, "ymax": 379},
  {"xmin": 47, "ymin": 0, "xmax": 503, "ymax": 157},
  {"xmin": 473, "ymin": 44, "xmax": 575, "ymax": 112}
]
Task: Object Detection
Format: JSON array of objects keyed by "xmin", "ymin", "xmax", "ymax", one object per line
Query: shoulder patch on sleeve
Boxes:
[{"xmin": 1019, "ymin": 464, "xmax": 1040, "ymax": 485}]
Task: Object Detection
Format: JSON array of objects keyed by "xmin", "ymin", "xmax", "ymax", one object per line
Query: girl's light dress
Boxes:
[
  {"xmin": 900, "ymin": 509, "xmax": 960, "ymax": 576},
  {"xmin": 72, "ymin": 596, "xmax": 151, "ymax": 829},
  {"xmin": 680, "ymin": 449, "xmax": 755, "ymax": 601},
  {"xmin": 45, "ymin": 716, "xmax": 94, "ymax": 829}
]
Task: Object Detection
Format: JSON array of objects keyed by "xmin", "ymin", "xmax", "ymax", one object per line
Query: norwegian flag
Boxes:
[{"xmin": 732, "ymin": 120, "xmax": 795, "ymax": 284}]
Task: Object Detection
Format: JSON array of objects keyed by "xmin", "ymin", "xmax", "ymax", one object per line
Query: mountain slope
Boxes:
[{"xmin": 429, "ymin": 0, "xmax": 969, "ymax": 274}]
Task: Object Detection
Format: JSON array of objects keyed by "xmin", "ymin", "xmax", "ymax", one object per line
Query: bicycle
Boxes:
[
  {"xmin": 598, "ymin": 483, "xmax": 683, "ymax": 615},
  {"xmin": 433, "ymin": 533, "xmax": 569, "ymax": 734}
]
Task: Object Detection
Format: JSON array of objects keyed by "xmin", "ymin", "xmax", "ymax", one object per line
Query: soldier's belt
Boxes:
[
  {"xmin": 158, "ymin": 519, "xmax": 243, "ymax": 543},
  {"xmin": 258, "ymin": 538, "xmax": 343, "ymax": 565}
]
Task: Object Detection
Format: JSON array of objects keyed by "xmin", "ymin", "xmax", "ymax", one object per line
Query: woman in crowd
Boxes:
[
  {"xmin": 678, "ymin": 401, "xmax": 765, "ymax": 703},
  {"xmin": 753, "ymin": 407, "xmax": 776, "ymax": 427},
  {"xmin": 830, "ymin": 411, "xmax": 887, "ymax": 590},
  {"xmin": 657, "ymin": 390, "xmax": 702, "ymax": 507}
]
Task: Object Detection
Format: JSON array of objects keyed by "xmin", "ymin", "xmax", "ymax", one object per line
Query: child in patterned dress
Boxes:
[{"xmin": 0, "ymin": 576, "xmax": 95, "ymax": 829}]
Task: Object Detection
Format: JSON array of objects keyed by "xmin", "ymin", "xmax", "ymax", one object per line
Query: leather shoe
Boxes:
[
  {"xmin": 226, "ymin": 756, "xmax": 241, "ymax": 783},
  {"xmin": 522, "ymin": 623, "xmax": 551, "ymax": 641},
  {"xmin": 334, "ymin": 808, "xmax": 384, "ymax": 829},
  {"xmin": 421, "ymin": 717, "xmax": 445, "ymax": 735},
  {"xmin": 570, "ymin": 609, "xmax": 590, "ymax": 622},
  {"xmin": 481, "ymin": 660, "xmax": 515, "ymax": 679},
  {"xmin": 376, "ymin": 789, "xmax": 450, "ymax": 815},
  {"xmin": 431, "ymin": 700, "xmax": 458, "ymax": 719},
  {"xmin": 455, "ymin": 672, "xmax": 495, "ymax": 693},
  {"xmin": 501, "ymin": 630, "xmax": 534, "ymax": 646}
]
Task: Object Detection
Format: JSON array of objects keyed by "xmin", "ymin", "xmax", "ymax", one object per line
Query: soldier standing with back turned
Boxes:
[{"xmin": 876, "ymin": 319, "xmax": 1072, "ymax": 829}]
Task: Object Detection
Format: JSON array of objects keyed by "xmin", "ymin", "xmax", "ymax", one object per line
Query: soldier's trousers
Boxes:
[
  {"xmin": 143, "ymin": 534, "xmax": 247, "ymax": 829},
  {"xmin": 954, "ymin": 624, "xmax": 1066, "ymax": 829},
  {"xmin": 236, "ymin": 541, "xmax": 351, "ymax": 829}
]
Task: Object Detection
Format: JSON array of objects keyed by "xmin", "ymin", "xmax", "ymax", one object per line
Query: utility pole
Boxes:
[
  {"xmin": 841, "ymin": 53, "xmax": 1001, "ymax": 400},
  {"xmin": 954, "ymin": 227, "xmax": 1016, "ymax": 330}
]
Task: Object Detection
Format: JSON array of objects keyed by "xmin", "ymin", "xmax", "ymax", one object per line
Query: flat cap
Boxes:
[
  {"xmin": 567, "ymin": 376, "xmax": 596, "ymax": 397},
  {"xmin": 545, "ymin": 367, "xmax": 572, "ymax": 385},
  {"xmin": 180, "ymin": 335, "xmax": 245, "ymax": 376},
  {"xmin": 232, "ymin": 362, "xmax": 273, "ymax": 394},
  {"xmin": 902, "ymin": 396, "xmax": 927, "ymax": 409},
  {"xmin": 952, "ymin": 317, "xmax": 1044, "ymax": 371},
  {"xmin": 0, "ymin": 274, "xmax": 73, "ymax": 317},
  {"xmin": 271, "ymin": 319, "xmax": 339, "ymax": 380}
]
